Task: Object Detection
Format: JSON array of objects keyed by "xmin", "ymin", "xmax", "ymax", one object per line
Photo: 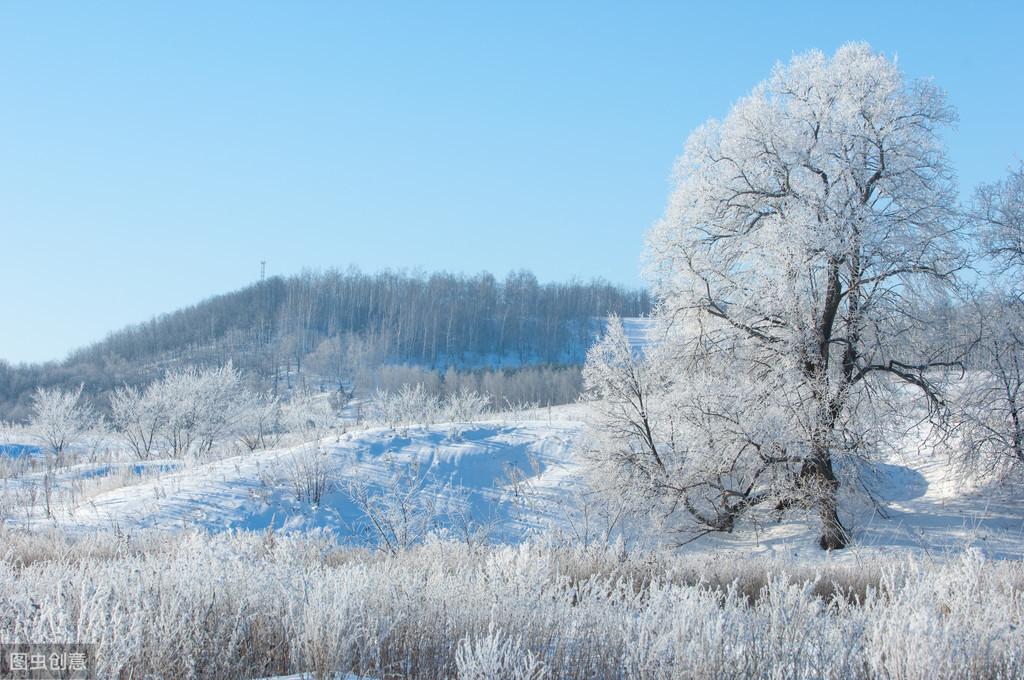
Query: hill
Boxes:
[{"xmin": 0, "ymin": 269, "xmax": 650, "ymax": 421}]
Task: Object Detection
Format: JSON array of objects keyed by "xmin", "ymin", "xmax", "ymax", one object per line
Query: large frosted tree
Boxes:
[{"xmin": 588, "ymin": 44, "xmax": 965, "ymax": 549}]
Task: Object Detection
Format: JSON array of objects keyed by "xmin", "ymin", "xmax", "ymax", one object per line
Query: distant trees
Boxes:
[
  {"xmin": 83, "ymin": 268, "xmax": 648, "ymax": 373},
  {"xmin": 586, "ymin": 44, "xmax": 966, "ymax": 549},
  {"xmin": 109, "ymin": 364, "xmax": 281, "ymax": 459},
  {"xmin": 372, "ymin": 384, "xmax": 491, "ymax": 429},
  {"xmin": 370, "ymin": 365, "xmax": 581, "ymax": 424},
  {"xmin": 305, "ymin": 335, "xmax": 350, "ymax": 392},
  {"xmin": 0, "ymin": 269, "xmax": 649, "ymax": 421}
]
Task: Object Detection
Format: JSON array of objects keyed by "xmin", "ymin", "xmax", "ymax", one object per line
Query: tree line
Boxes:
[{"xmin": 0, "ymin": 269, "xmax": 650, "ymax": 421}]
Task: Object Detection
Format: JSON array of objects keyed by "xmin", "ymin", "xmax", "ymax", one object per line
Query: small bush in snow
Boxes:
[{"xmin": 285, "ymin": 445, "xmax": 334, "ymax": 505}]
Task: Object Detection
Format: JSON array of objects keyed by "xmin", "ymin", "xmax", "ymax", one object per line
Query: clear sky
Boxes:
[{"xmin": 1, "ymin": 1, "xmax": 1021, "ymax": 364}]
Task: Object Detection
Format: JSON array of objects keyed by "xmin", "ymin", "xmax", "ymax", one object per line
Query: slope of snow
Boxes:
[
  {"xmin": 9, "ymin": 403, "xmax": 1022, "ymax": 560},
  {"xmin": 41, "ymin": 419, "xmax": 580, "ymax": 540}
]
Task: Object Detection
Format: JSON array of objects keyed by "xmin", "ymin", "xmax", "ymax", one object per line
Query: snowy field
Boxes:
[
  {"xmin": 2, "ymin": 367, "xmax": 1024, "ymax": 679},
  {"xmin": 3, "ymin": 322, "xmax": 1023, "ymax": 677},
  {"xmin": 11, "ymin": 417, "xmax": 582, "ymax": 540},
  {"xmin": 3, "ymin": 401, "xmax": 1022, "ymax": 560}
]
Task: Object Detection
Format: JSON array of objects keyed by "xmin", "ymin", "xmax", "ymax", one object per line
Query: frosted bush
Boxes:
[
  {"xmin": 285, "ymin": 445, "xmax": 334, "ymax": 505},
  {"xmin": 345, "ymin": 459, "xmax": 451, "ymax": 553},
  {"xmin": 456, "ymin": 625, "xmax": 548, "ymax": 680},
  {"xmin": 442, "ymin": 388, "xmax": 490, "ymax": 424},
  {"xmin": 373, "ymin": 384, "xmax": 441, "ymax": 429}
]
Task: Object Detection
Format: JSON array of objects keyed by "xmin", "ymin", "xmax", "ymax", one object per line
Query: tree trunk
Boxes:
[
  {"xmin": 801, "ymin": 451, "xmax": 849, "ymax": 550},
  {"xmin": 817, "ymin": 487, "xmax": 848, "ymax": 550}
]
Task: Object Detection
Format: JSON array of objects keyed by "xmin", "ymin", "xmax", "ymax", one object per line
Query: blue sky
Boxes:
[{"xmin": 1, "ymin": 1, "xmax": 1022, "ymax": 363}]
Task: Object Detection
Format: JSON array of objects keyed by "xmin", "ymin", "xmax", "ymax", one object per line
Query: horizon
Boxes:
[{"xmin": 3, "ymin": 2, "xmax": 1023, "ymax": 363}]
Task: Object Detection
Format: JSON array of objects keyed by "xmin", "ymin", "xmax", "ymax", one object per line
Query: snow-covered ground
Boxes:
[
  {"xmin": 6, "ymin": 415, "xmax": 582, "ymax": 540},
  {"xmin": 3, "ymin": 401, "xmax": 1023, "ymax": 680},
  {"xmin": 5, "ymin": 401, "xmax": 1022, "ymax": 560}
]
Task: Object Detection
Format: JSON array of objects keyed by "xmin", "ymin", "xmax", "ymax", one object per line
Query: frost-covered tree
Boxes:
[
  {"xmin": 118, "ymin": 363, "xmax": 255, "ymax": 457},
  {"xmin": 155, "ymin": 365, "xmax": 239, "ymax": 456},
  {"xmin": 189, "ymin": 363, "xmax": 250, "ymax": 454},
  {"xmin": 110, "ymin": 383, "xmax": 167, "ymax": 460},
  {"xmin": 953, "ymin": 295, "xmax": 1024, "ymax": 479},
  {"xmin": 29, "ymin": 384, "xmax": 96, "ymax": 459},
  {"xmin": 953, "ymin": 165, "xmax": 1024, "ymax": 481},
  {"xmin": 591, "ymin": 44, "xmax": 965, "ymax": 549},
  {"xmin": 111, "ymin": 364, "xmax": 278, "ymax": 458},
  {"xmin": 974, "ymin": 163, "xmax": 1024, "ymax": 283},
  {"xmin": 235, "ymin": 390, "xmax": 282, "ymax": 452},
  {"xmin": 584, "ymin": 317, "xmax": 797, "ymax": 542}
]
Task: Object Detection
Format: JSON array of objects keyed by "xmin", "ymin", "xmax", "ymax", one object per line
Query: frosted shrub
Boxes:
[
  {"xmin": 29, "ymin": 384, "xmax": 96, "ymax": 459},
  {"xmin": 374, "ymin": 384, "xmax": 440, "ymax": 429},
  {"xmin": 346, "ymin": 458, "xmax": 447, "ymax": 553},
  {"xmin": 285, "ymin": 445, "xmax": 334, "ymax": 505},
  {"xmin": 291, "ymin": 571, "xmax": 364, "ymax": 680},
  {"xmin": 456, "ymin": 626, "xmax": 548, "ymax": 680},
  {"xmin": 442, "ymin": 387, "xmax": 491, "ymax": 441},
  {"xmin": 443, "ymin": 387, "xmax": 491, "ymax": 424},
  {"xmin": 862, "ymin": 551, "xmax": 1024, "ymax": 680}
]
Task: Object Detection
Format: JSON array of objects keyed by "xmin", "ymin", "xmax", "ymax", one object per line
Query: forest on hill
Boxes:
[{"xmin": 0, "ymin": 269, "xmax": 651, "ymax": 421}]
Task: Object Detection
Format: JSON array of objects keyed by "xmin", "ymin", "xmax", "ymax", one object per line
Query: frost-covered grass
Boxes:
[{"xmin": 1, "ymin": 528, "xmax": 1021, "ymax": 680}]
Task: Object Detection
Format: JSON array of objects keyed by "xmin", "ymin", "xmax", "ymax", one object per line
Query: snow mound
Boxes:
[{"xmin": 50, "ymin": 420, "xmax": 581, "ymax": 540}]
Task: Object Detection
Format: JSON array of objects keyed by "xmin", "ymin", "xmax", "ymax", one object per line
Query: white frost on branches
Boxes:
[
  {"xmin": 29, "ymin": 384, "xmax": 97, "ymax": 458},
  {"xmin": 586, "ymin": 44, "xmax": 966, "ymax": 549},
  {"xmin": 110, "ymin": 363, "xmax": 283, "ymax": 459}
]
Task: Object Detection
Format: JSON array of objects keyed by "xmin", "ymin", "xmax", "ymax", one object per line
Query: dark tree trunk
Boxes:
[
  {"xmin": 801, "ymin": 451, "xmax": 848, "ymax": 550},
  {"xmin": 817, "ymin": 487, "xmax": 848, "ymax": 550}
]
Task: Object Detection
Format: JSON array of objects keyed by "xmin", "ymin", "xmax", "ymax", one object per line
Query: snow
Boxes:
[
  {"xmin": 8, "ymin": 401, "xmax": 1021, "ymax": 561},
  {"xmin": 32, "ymin": 419, "xmax": 579, "ymax": 540}
]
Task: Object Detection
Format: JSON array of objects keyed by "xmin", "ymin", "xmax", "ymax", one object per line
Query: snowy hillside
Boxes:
[
  {"xmin": 7, "ymin": 402, "xmax": 1022, "ymax": 560},
  {"xmin": 10, "ymin": 417, "xmax": 581, "ymax": 540}
]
